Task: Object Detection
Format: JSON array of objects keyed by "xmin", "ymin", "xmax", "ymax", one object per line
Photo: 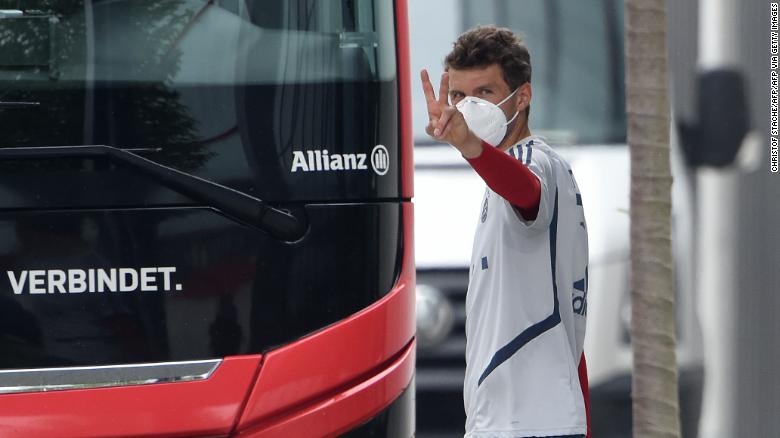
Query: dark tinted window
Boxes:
[{"xmin": 0, "ymin": 0, "xmax": 399, "ymax": 205}]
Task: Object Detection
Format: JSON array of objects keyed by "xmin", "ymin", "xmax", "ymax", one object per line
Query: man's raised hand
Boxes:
[
  {"xmin": 421, "ymin": 69, "xmax": 449, "ymax": 135},
  {"xmin": 420, "ymin": 69, "xmax": 482, "ymax": 158}
]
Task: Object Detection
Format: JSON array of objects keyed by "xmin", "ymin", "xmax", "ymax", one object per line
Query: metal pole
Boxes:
[{"xmin": 695, "ymin": 0, "xmax": 739, "ymax": 436}]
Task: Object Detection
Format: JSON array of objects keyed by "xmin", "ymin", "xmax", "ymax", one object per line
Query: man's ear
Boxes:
[{"xmin": 517, "ymin": 82, "xmax": 532, "ymax": 111}]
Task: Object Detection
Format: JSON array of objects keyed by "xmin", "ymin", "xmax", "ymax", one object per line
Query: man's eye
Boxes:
[{"xmin": 479, "ymin": 89, "xmax": 492, "ymax": 96}]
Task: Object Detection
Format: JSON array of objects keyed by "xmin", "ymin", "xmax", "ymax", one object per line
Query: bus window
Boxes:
[
  {"xmin": 0, "ymin": 0, "xmax": 406, "ymax": 372},
  {"xmin": 0, "ymin": 0, "xmax": 399, "ymax": 207}
]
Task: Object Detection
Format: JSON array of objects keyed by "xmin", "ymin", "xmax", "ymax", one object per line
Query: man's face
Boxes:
[{"xmin": 447, "ymin": 64, "xmax": 520, "ymax": 121}]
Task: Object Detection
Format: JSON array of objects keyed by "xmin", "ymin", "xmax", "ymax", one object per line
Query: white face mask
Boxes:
[{"xmin": 455, "ymin": 89, "xmax": 519, "ymax": 147}]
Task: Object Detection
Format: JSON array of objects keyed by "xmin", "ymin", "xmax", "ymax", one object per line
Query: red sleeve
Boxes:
[
  {"xmin": 579, "ymin": 352, "xmax": 592, "ymax": 438},
  {"xmin": 465, "ymin": 141, "xmax": 541, "ymax": 220}
]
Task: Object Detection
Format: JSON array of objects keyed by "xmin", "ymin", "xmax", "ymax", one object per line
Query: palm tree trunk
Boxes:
[{"xmin": 625, "ymin": 0, "xmax": 681, "ymax": 436}]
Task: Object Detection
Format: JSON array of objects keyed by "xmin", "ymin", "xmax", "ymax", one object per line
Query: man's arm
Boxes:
[
  {"xmin": 579, "ymin": 353, "xmax": 592, "ymax": 438},
  {"xmin": 420, "ymin": 70, "xmax": 540, "ymax": 220},
  {"xmin": 466, "ymin": 141, "xmax": 541, "ymax": 220}
]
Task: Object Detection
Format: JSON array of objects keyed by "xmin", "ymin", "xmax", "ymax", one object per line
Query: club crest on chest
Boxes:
[{"xmin": 481, "ymin": 191, "xmax": 490, "ymax": 223}]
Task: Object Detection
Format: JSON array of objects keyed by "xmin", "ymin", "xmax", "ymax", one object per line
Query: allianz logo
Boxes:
[{"xmin": 291, "ymin": 145, "xmax": 389, "ymax": 176}]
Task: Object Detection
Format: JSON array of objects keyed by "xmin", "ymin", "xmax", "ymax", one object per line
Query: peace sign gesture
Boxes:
[
  {"xmin": 420, "ymin": 69, "xmax": 450, "ymax": 133},
  {"xmin": 420, "ymin": 69, "xmax": 482, "ymax": 158}
]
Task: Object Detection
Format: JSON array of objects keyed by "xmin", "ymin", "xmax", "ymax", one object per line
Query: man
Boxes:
[{"xmin": 421, "ymin": 26, "xmax": 590, "ymax": 438}]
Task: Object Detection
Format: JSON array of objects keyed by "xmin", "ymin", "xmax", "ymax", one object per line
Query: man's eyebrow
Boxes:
[{"xmin": 475, "ymin": 83, "xmax": 498, "ymax": 91}]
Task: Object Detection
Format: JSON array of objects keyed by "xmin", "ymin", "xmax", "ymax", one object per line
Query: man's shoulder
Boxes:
[
  {"xmin": 526, "ymin": 136, "xmax": 566, "ymax": 160},
  {"xmin": 513, "ymin": 136, "xmax": 572, "ymax": 174}
]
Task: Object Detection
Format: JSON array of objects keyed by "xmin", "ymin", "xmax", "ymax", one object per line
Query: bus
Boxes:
[{"xmin": 0, "ymin": 1, "xmax": 415, "ymax": 436}]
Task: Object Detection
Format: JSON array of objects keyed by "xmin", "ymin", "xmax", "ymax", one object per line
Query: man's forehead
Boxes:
[{"xmin": 448, "ymin": 65, "xmax": 508, "ymax": 90}]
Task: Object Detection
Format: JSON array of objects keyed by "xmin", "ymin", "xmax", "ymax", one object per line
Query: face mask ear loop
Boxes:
[
  {"xmin": 497, "ymin": 88, "xmax": 519, "ymax": 106},
  {"xmin": 498, "ymin": 88, "xmax": 520, "ymax": 127},
  {"xmin": 503, "ymin": 109, "xmax": 520, "ymax": 127}
]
